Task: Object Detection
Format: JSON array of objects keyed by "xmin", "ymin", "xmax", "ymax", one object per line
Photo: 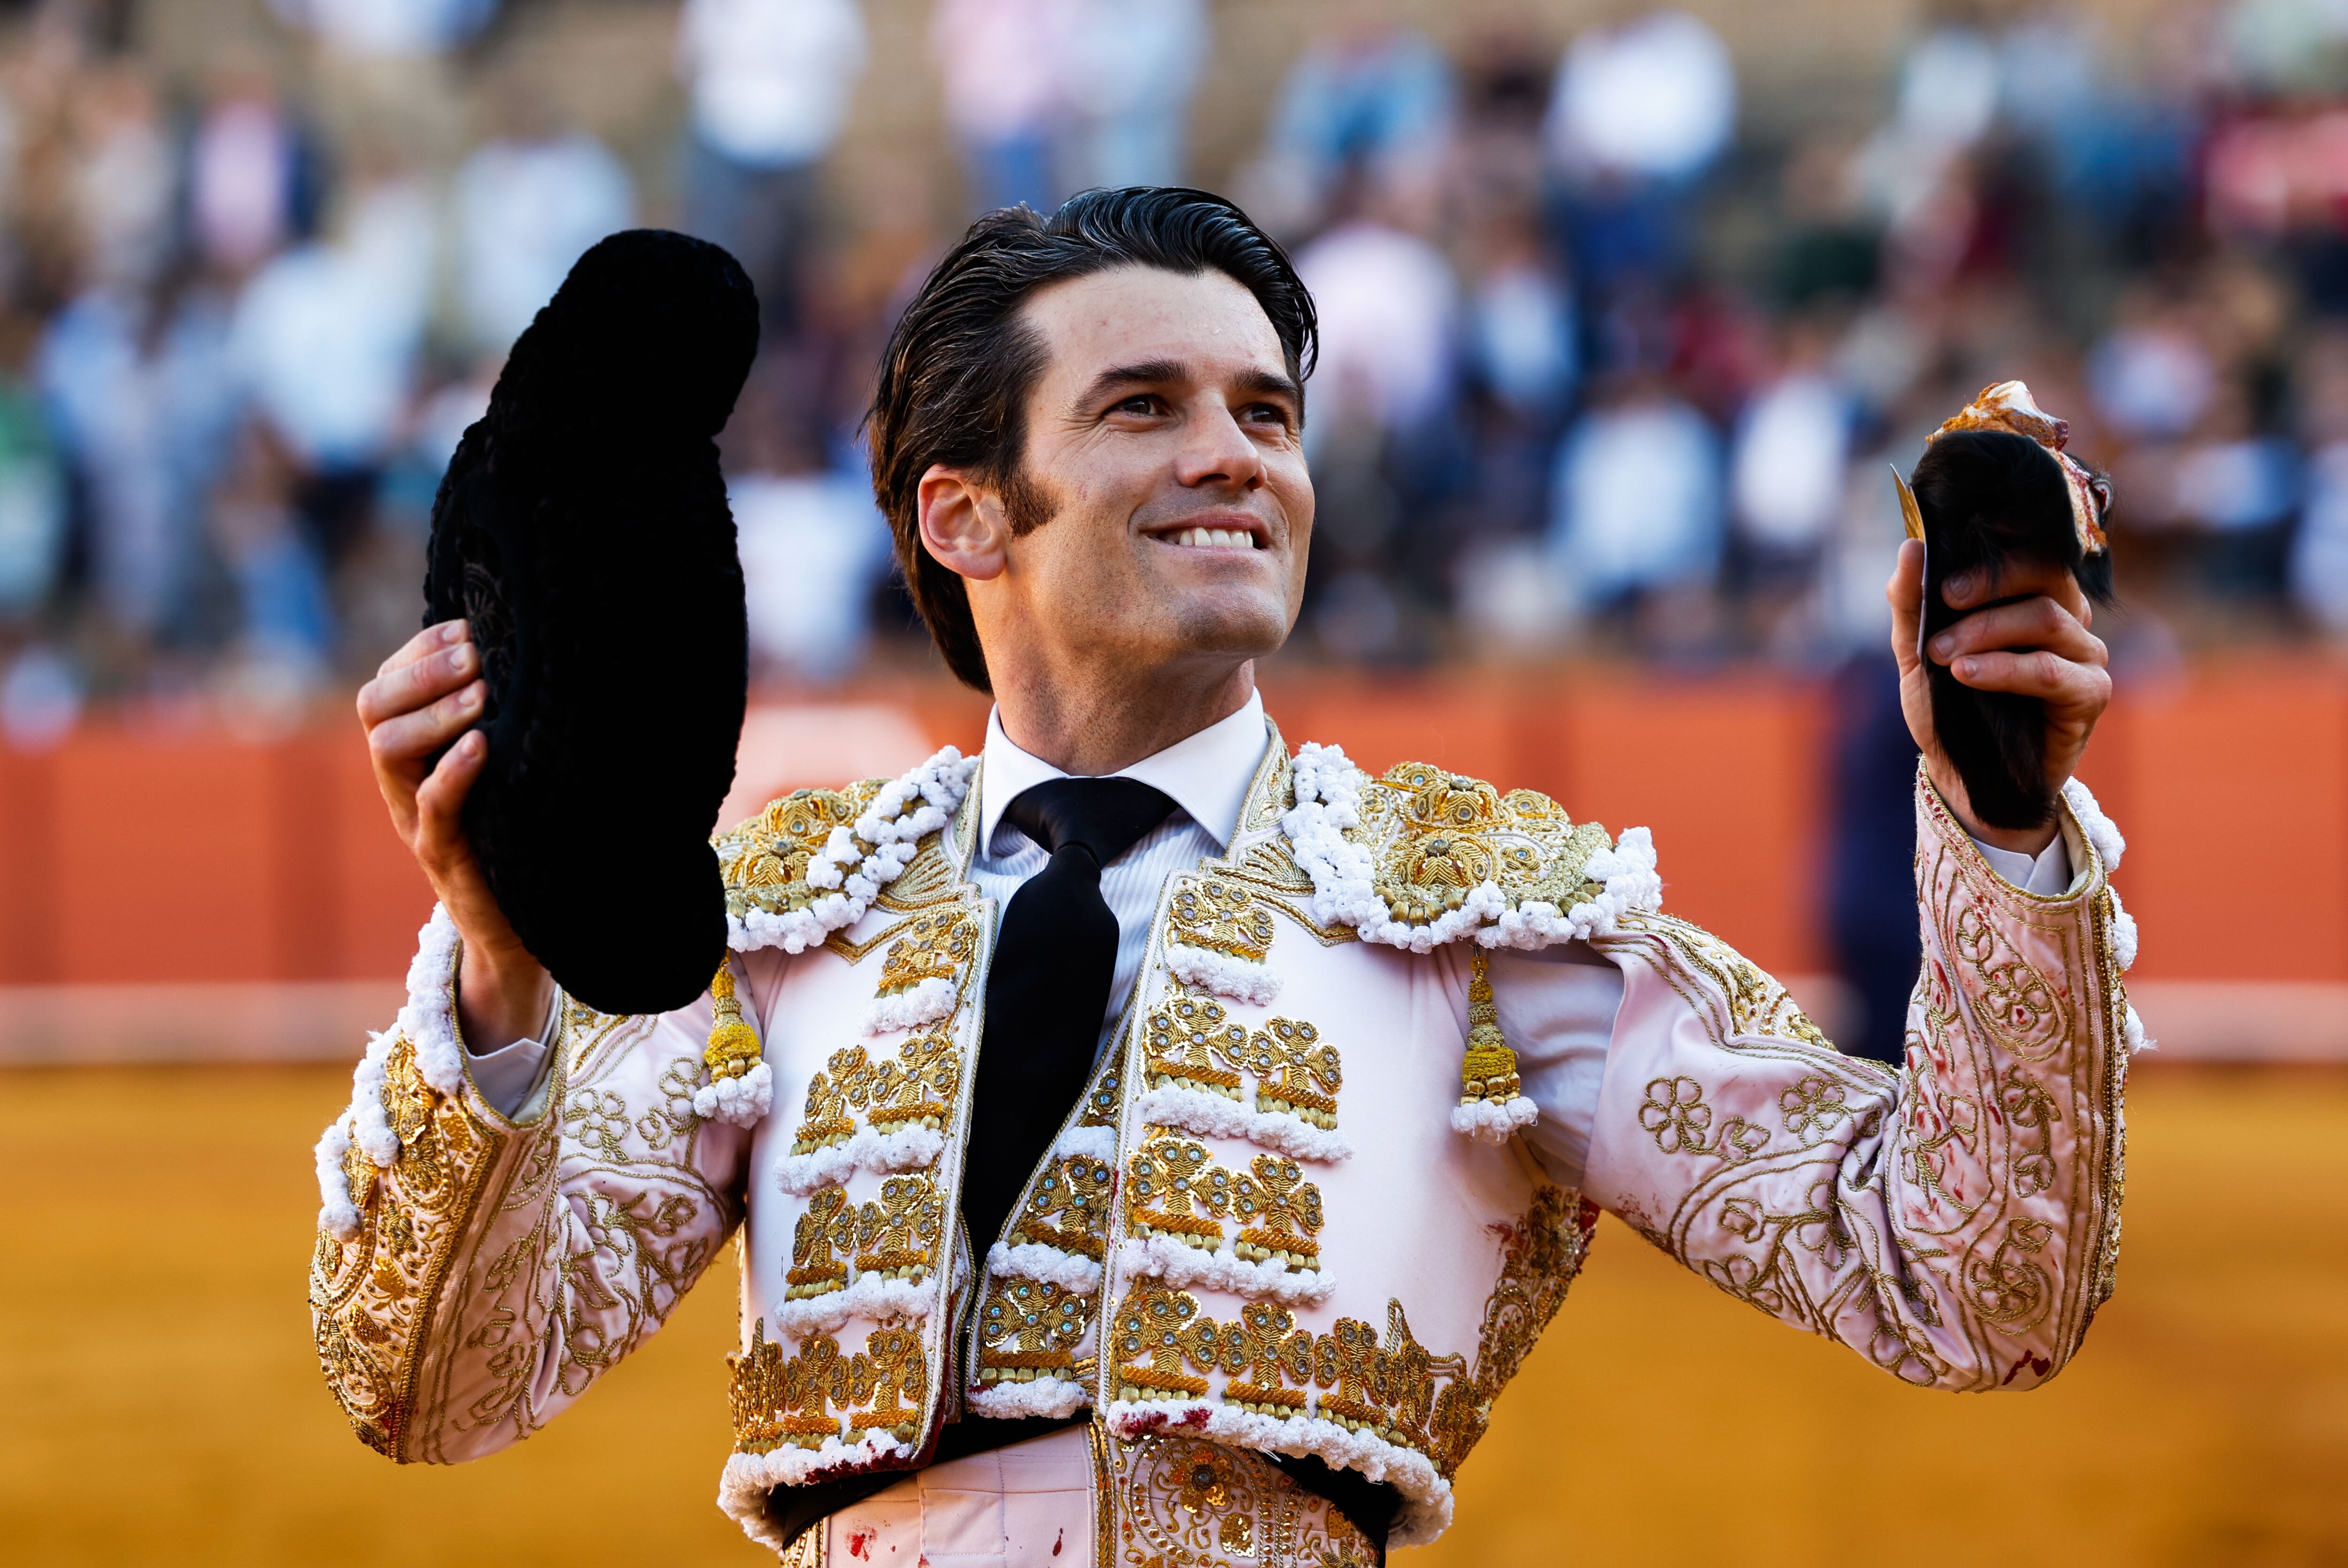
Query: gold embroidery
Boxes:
[
  {"xmin": 791, "ymin": 1046, "xmax": 876, "ymax": 1154},
  {"xmin": 1459, "ymin": 949, "xmax": 1521, "ymax": 1110},
  {"xmin": 1145, "ymin": 997, "xmax": 1248, "ymax": 1099},
  {"xmin": 1109, "ymin": 1276, "xmax": 1209, "ymax": 1399},
  {"xmin": 1637, "ymin": 1076, "xmax": 1769, "ymax": 1162},
  {"xmin": 786, "ymin": 1188, "xmax": 855, "ymax": 1299},
  {"xmin": 1354, "ymin": 762, "xmax": 1614, "ymax": 927},
  {"xmin": 866, "ymin": 1027, "xmax": 960, "ymax": 1134},
  {"xmin": 1010, "ymin": 1153, "xmax": 1117, "ymax": 1259},
  {"xmin": 855, "ymin": 1174, "xmax": 945, "ymax": 1282},
  {"xmin": 1127, "ymin": 1130, "xmax": 1235, "ymax": 1250},
  {"xmin": 1110, "ymin": 1430, "xmax": 1381, "ymax": 1568},
  {"xmin": 976, "ymin": 1275, "xmax": 1092, "ymax": 1383},
  {"xmin": 310, "ymin": 1031, "xmax": 506, "ymax": 1458},
  {"xmin": 1233, "ymin": 1017, "xmax": 1341, "ymax": 1129},
  {"xmin": 715, "ymin": 783, "xmax": 885, "ymax": 923},
  {"xmin": 1964, "ymin": 1217, "xmax": 2054, "ymax": 1330},
  {"xmin": 845, "ymin": 1322, "xmax": 928, "ymax": 1444},
  {"xmin": 874, "ymin": 910, "xmax": 975, "ymax": 998},
  {"xmin": 729, "ymin": 1321, "xmax": 867, "ymax": 1453},
  {"xmin": 1229, "ymin": 1155, "xmax": 1323, "ymax": 1270},
  {"xmin": 1170, "ymin": 877, "xmax": 1276, "ymax": 965}
]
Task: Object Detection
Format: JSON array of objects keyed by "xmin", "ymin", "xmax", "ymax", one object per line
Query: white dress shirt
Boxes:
[{"xmin": 465, "ymin": 696, "xmax": 2070, "ymax": 1195}]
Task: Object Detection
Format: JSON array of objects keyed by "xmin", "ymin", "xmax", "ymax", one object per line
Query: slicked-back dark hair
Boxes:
[{"xmin": 866, "ymin": 187, "xmax": 1318, "ymax": 691}]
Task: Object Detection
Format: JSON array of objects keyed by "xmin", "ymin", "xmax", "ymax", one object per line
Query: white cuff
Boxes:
[
  {"xmin": 1971, "ymin": 834, "xmax": 2073, "ymax": 896},
  {"xmin": 464, "ymin": 992, "xmax": 559, "ymax": 1118}
]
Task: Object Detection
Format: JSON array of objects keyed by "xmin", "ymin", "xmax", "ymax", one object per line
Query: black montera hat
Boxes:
[{"xmin": 425, "ymin": 229, "xmax": 757, "ymax": 1017}]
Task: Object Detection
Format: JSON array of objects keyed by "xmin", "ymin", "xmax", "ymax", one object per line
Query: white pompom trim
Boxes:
[
  {"xmin": 769, "ymin": 1274, "xmax": 936, "ymax": 1337},
  {"xmin": 314, "ymin": 1116, "xmax": 359, "ymax": 1240},
  {"xmin": 397, "ymin": 904, "xmax": 465, "ymax": 1096},
  {"xmin": 2124, "ymin": 1003, "xmax": 2153, "ymax": 1053},
  {"xmin": 1281, "ymin": 743, "xmax": 1662, "ymax": 953},
  {"xmin": 1449, "ymin": 1096, "xmax": 1539, "ymax": 1143},
  {"xmin": 986, "ymin": 1241, "xmax": 1104, "ymax": 1293},
  {"xmin": 2108, "ymin": 887, "xmax": 2139, "ymax": 973},
  {"xmin": 1114, "ymin": 1235, "xmax": 1336, "ymax": 1306},
  {"xmin": 1103, "ymin": 1399, "xmax": 1453, "ymax": 1545},
  {"xmin": 967, "ymin": 1378, "xmax": 1090, "ymax": 1420},
  {"xmin": 862, "ymin": 976, "xmax": 958, "ymax": 1036},
  {"xmin": 728, "ymin": 748, "xmax": 978, "ymax": 954},
  {"xmin": 1053, "ymin": 1124, "xmax": 1118, "ymax": 1164},
  {"xmin": 2061, "ymin": 776, "xmax": 2126, "ymax": 873},
  {"xmin": 1164, "ymin": 943, "xmax": 1283, "ymax": 1006},
  {"xmin": 1131, "ymin": 1084, "xmax": 1352, "ymax": 1163},
  {"xmin": 717, "ymin": 1431, "xmax": 915, "ymax": 1545},
  {"xmin": 315, "ymin": 907, "xmax": 464, "ymax": 1232},
  {"xmin": 694, "ymin": 1060, "xmax": 774, "ymax": 1128},
  {"xmin": 773, "ymin": 1124, "xmax": 946, "ymax": 1196}
]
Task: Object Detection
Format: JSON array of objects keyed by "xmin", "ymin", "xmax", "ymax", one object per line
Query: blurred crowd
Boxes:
[{"xmin": 4, "ymin": 0, "xmax": 2348, "ymax": 744}]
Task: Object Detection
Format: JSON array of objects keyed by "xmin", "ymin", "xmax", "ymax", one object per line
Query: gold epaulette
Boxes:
[
  {"xmin": 1353, "ymin": 762, "xmax": 1614, "ymax": 928},
  {"xmin": 711, "ymin": 780, "xmax": 888, "ymax": 924}
]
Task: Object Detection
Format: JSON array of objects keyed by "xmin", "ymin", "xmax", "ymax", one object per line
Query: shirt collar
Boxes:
[{"xmin": 977, "ymin": 690, "xmax": 1269, "ymax": 854}]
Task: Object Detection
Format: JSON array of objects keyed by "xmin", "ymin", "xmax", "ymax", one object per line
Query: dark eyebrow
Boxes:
[{"xmin": 1076, "ymin": 360, "xmax": 1303, "ymax": 411}]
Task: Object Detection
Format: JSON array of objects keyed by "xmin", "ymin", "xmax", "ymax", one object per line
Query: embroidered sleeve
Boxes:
[
  {"xmin": 308, "ymin": 906, "xmax": 755, "ymax": 1462},
  {"xmin": 1578, "ymin": 768, "xmax": 2134, "ymax": 1391}
]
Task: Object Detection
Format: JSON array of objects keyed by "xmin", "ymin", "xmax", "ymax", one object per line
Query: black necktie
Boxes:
[{"xmin": 962, "ymin": 777, "xmax": 1178, "ymax": 1262}]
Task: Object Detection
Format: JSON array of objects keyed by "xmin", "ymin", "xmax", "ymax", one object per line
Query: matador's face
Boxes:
[{"xmin": 931, "ymin": 265, "xmax": 1314, "ymax": 687}]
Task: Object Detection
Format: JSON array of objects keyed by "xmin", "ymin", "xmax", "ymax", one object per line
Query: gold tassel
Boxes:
[
  {"xmin": 1460, "ymin": 949, "xmax": 1522, "ymax": 1106},
  {"xmin": 704, "ymin": 958, "xmax": 763, "ymax": 1081}
]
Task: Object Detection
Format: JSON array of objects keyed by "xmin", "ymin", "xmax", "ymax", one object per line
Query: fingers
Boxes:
[
  {"xmin": 366, "ymin": 678, "xmax": 487, "ymax": 780},
  {"xmin": 1942, "ymin": 645, "xmax": 2114, "ymax": 709},
  {"xmin": 358, "ymin": 626, "xmax": 477, "ymax": 730},
  {"xmin": 376, "ymin": 618, "xmax": 470, "ymax": 680},
  {"xmin": 1940, "ymin": 561, "xmax": 2091, "ymax": 627},
  {"xmin": 1885, "ymin": 540, "xmax": 1924, "ymax": 672},
  {"xmin": 1927, "ymin": 595, "xmax": 2108, "ymax": 671},
  {"xmin": 413, "ymin": 729, "xmax": 487, "ymax": 874}
]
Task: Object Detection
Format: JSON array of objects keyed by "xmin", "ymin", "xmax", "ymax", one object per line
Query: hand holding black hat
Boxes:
[{"xmin": 356, "ymin": 617, "xmax": 553, "ymax": 1052}]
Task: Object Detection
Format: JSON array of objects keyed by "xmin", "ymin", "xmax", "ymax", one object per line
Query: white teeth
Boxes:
[{"xmin": 1167, "ymin": 527, "xmax": 1259, "ymax": 548}]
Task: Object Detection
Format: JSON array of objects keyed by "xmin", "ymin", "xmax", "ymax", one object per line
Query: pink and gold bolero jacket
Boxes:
[{"xmin": 309, "ymin": 726, "xmax": 2135, "ymax": 1555}]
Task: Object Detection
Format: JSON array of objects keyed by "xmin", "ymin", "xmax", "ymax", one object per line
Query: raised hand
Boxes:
[
  {"xmin": 1886, "ymin": 539, "xmax": 2112, "ymax": 856},
  {"xmin": 356, "ymin": 618, "xmax": 552, "ymax": 1052}
]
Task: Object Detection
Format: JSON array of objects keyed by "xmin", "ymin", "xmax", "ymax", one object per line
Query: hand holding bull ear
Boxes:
[{"xmin": 1885, "ymin": 383, "xmax": 2116, "ymax": 856}]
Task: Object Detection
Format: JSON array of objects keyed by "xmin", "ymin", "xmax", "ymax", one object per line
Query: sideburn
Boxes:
[{"xmin": 1000, "ymin": 463, "xmax": 1060, "ymax": 537}]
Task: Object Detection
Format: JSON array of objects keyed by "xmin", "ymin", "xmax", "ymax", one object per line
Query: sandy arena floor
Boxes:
[{"xmin": 2, "ymin": 1065, "xmax": 2342, "ymax": 1566}]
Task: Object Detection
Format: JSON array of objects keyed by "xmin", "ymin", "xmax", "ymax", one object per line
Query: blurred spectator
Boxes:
[
  {"xmin": 1732, "ymin": 347, "xmax": 1854, "ymax": 559},
  {"xmin": 1545, "ymin": 9, "xmax": 1734, "ymax": 293},
  {"xmin": 1548, "ymin": 377, "xmax": 1723, "ymax": 616},
  {"xmin": 931, "ymin": 0, "xmax": 1081, "ymax": 215},
  {"xmin": 0, "ymin": 341, "xmax": 62, "ymax": 618},
  {"xmin": 675, "ymin": 0, "xmax": 868, "ymax": 326},
  {"xmin": 2089, "ymin": 295, "xmax": 2215, "ymax": 440},
  {"xmin": 38, "ymin": 275, "xmax": 237, "ymax": 643},
  {"xmin": 453, "ymin": 99, "xmax": 633, "ymax": 352},
  {"xmin": 1065, "ymin": 0, "xmax": 1205, "ymax": 190},
  {"xmin": 189, "ymin": 59, "xmax": 315, "ymax": 278},
  {"xmin": 1295, "ymin": 207, "xmax": 1459, "ymax": 445},
  {"xmin": 228, "ymin": 170, "xmax": 433, "ymax": 581},
  {"xmin": 1825, "ymin": 651, "xmax": 1919, "ymax": 1066},
  {"xmin": 1249, "ymin": 20, "xmax": 1453, "ymax": 234},
  {"xmin": 2291, "ymin": 328, "xmax": 2348, "ymax": 629},
  {"xmin": 70, "ymin": 62, "xmax": 173, "ymax": 291},
  {"xmin": 270, "ymin": 0, "xmax": 497, "ymax": 57},
  {"xmin": 210, "ymin": 419, "xmax": 333, "ymax": 679}
]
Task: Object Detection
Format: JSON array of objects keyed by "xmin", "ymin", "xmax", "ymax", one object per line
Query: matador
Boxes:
[{"xmin": 315, "ymin": 190, "xmax": 2136, "ymax": 1565}]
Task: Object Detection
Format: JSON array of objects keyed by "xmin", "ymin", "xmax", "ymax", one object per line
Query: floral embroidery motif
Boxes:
[
  {"xmin": 976, "ymin": 1275, "xmax": 1093, "ymax": 1386},
  {"xmin": 845, "ymin": 1322, "xmax": 929, "ymax": 1445},
  {"xmin": 1110, "ymin": 1432, "xmax": 1382, "ymax": 1568},
  {"xmin": 1171, "ymin": 879, "xmax": 1276, "ymax": 966},
  {"xmin": 1637, "ymin": 1076, "xmax": 1768, "ymax": 1162},
  {"xmin": 1128, "ymin": 1131, "xmax": 1236, "ymax": 1251},
  {"xmin": 1230, "ymin": 1156, "xmax": 1323, "ymax": 1271},
  {"xmin": 787, "ymin": 1188, "xmax": 855, "ymax": 1299},
  {"xmin": 854, "ymin": 1174, "xmax": 944, "ymax": 1283},
  {"xmin": 875, "ymin": 911, "xmax": 974, "ymax": 997},
  {"xmin": 728, "ymin": 1321, "xmax": 872, "ymax": 1453},
  {"xmin": 1231, "ymin": 1019, "xmax": 1341, "ymax": 1131},
  {"xmin": 1146, "ymin": 998, "xmax": 1249, "ymax": 1100},
  {"xmin": 1011, "ymin": 1154, "xmax": 1117, "ymax": 1260},
  {"xmin": 792, "ymin": 1047, "xmax": 875, "ymax": 1154},
  {"xmin": 866, "ymin": 1028, "xmax": 961, "ymax": 1135}
]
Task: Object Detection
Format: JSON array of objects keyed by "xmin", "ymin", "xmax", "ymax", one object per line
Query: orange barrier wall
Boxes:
[{"xmin": 0, "ymin": 661, "xmax": 2334, "ymax": 986}]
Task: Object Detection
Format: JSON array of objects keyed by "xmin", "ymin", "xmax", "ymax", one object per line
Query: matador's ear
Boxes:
[{"xmin": 424, "ymin": 230, "xmax": 760, "ymax": 1016}]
